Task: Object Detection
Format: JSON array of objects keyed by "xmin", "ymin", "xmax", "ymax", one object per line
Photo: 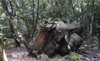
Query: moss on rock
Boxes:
[{"xmin": 67, "ymin": 53, "xmax": 79, "ymax": 61}]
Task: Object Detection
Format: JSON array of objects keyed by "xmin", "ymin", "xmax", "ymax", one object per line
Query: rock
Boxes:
[
  {"xmin": 67, "ymin": 53, "xmax": 79, "ymax": 61},
  {"xmin": 40, "ymin": 54, "xmax": 49, "ymax": 60},
  {"xmin": 53, "ymin": 54, "xmax": 61, "ymax": 58}
]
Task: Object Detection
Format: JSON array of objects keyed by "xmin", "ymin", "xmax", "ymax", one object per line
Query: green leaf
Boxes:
[
  {"xmin": 4, "ymin": 42, "xmax": 6, "ymax": 45},
  {"xmin": 0, "ymin": 24, "xmax": 2, "ymax": 26},
  {"xmin": 0, "ymin": 33, "xmax": 4, "ymax": 36},
  {"xmin": 1, "ymin": 13, "xmax": 6, "ymax": 18},
  {"xmin": 0, "ymin": 26, "xmax": 7, "ymax": 29}
]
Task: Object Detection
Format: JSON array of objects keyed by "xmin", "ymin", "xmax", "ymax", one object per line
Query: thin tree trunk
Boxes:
[
  {"xmin": 3, "ymin": 49, "xmax": 8, "ymax": 61},
  {"xmin": 0, "ymin": 36, "xmax": 8, "ymax": 61},
  {"xmin": 10, "ymin": 24, "xmax": 21, "ymax": 48},
  {"xmin": 36, "ymin": 0, "xmax": 39, "ymax": 22},
  {"xmin": 32, "ymin": 0, "xmax": 36, "ymax": 38},
  {"xmin": 98, "ymin": 23, "xmax": 100, "ymax": 48},
  {"xmin": 33, "ymin": 0, "xmax": 39, "ymax": 37},
  {"xmin": 0, "ymin": 36, "xmax": 3, "ymax": 61},
  {"xmin": 86, "ymin": 0, "xmax": 90, "ymax": 48},
  {"xmin": 98, "ymin": 16, "xmax": 100, "ymax": 48},
  {"xmin": 9, "ymin": 11, "xmax": 21, "ymax": 48},
  {"xmin": 1, "ymin": 0, "xmax": 35, "ymax": 57},
  {"xmin": 90, "ymin": 0, "xmax": 94, "ymax": 35}
]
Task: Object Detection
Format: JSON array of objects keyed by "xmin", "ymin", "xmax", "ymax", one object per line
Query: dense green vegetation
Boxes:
[{"xmin": 0, "ymin": 0, "xmax": 100, "ymax": 47}]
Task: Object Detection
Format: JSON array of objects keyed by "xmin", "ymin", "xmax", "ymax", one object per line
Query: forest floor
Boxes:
[{"xmin": 5, "ymin": 45, "xmax": 100, "ymax": 61}]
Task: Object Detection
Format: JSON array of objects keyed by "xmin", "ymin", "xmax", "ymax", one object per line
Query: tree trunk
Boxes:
[
  {"xmin": 10, "ymin": 24, "xmax": 21, "ymax": 48},
  {"xmin": 0, "ymin": 36, "xmax": 8, "ymax": 61},
  {"xmin": 1, "ymin": 0, "xmax": 35, "ymax": 57},
  {"xmin": 98, "ymin": 21, "xmax": 100, "ymax": 48}
]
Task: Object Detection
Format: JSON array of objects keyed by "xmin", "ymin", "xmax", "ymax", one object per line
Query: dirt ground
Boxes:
[{"xmin": 5, "ymin": 45, "xmax": 100, "ymax": 61}]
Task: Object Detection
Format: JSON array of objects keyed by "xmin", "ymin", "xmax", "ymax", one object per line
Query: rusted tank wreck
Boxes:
[{"xmin": 32, "ymin": 20, "xmax": 85, "ymax": 57}]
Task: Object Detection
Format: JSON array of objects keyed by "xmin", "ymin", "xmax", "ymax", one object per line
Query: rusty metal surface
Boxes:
[
  {"xmin": 32, "ymin": 21, "xmax": 84, "ymax": 57},
  {"xmin": 33, "ymin": 30, "xmax": 48, "ymax": 51}
]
